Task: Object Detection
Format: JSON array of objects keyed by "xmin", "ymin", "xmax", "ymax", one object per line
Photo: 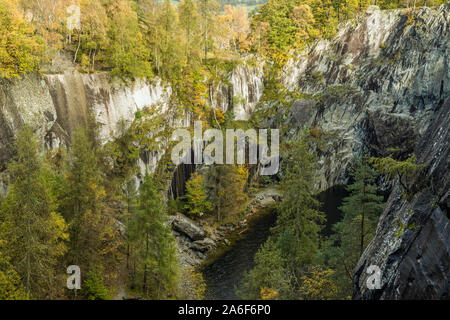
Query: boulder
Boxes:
[
  {"xmin": 172, "ymin": 213, "xmax": 206, "ymax": 241},
  {"xmin": 191, "ymin": 238, "xmax": 216, "ymax": 252}
]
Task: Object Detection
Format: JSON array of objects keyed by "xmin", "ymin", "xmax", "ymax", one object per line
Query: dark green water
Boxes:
[
  {"xmin": 202, "ymin": 210, "xmax": 277, "ymax": 300},
  {"xmin": 202, "ymin": 186, "xmax": 347, "ymax": 300}
]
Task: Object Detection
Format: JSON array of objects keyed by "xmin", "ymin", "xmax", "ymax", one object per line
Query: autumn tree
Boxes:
[
  {"xmin": 0, "ymin": 127, "xmax": 68, "ymax": 298},
  {"xmin": 73, "ymin": 0, "xmax": 109, "ymax": 70},
  {"xmin": 291, "ymin": 4, "xmax": 318, "ymax": 50},
  {"xmin": 105, "ymin": 0, "xmax": 153, "ymax": 79},
  {"xmin": 216, "ymin": 5, "xmax": 251, "ymax": 54},
  {"xmin": 207, "ymin": 164, "xmax": 248, "ymax": 221},
  {"xmin": 179, "ymin": 0, "xmax": 201, "ymax": 64},
  {"xmin": 0, "ymin": 0, "xmax": 45, "ymax": 79},
  {"xmin": 19, "ymin": 0, "xmax": 69, "ymax": 53},
  {"xmin": 155, "ymin": 0, "xmax": 183, "ymax": 78},
  {"xmin": 198, "ymin": 0, "xmax": 220, "ymax": 63},
  {"xmin": 184, "ymin": 172, "xmax": 212, "ymax": 217}
]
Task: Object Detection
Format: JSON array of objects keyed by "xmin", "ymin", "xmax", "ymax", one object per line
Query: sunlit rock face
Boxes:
[
  {"xmin": 0, "ymin": 58, "xmax": 263, "ymax": 191},
  {"xmin": 44, "ymin": 71, "xmax": 172, "ymax": 145},
  {"xmin": 210, "ymin": 58, "xmax": 265, "ymax": 120},
  {"xmin": 282, "ymin": 4, "xmax": 449, "ymax": 190},
  {"xmin": 0, "ymin": 74, "xmax": 57, "ymax": 167},
  {"xmin": 43, "ymin": 71, "xmax": 174, "ymax": 176}
]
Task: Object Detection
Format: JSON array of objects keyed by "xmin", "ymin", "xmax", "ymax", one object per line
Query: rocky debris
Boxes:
[
  {"xmin": 172, "ymin": 213, "xmax": 206, "ymax": 241},
  {"xmin": 353, "ymin": 98, "xmax": 450, "ymax": 300},
  {"xmin": 172, "ymin": 214, "xmax": 222, "ymax": 267},
  {"xmin": 190, "ymin": 238, "xmax": 216, "ymax": 253},
  {"xmin": 218, "ymin": 223, "xmax": 236, "ymax": 232},
  {"xmin": 249, "ymin": 187, "xmax": 282, "ymax": 211}
]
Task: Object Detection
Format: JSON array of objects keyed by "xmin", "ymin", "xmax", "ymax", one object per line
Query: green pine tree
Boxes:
[
  {"xmin": 319, "ymin": 158, "xmax": 384, "ymax": 298},
  {"xmin": 241, "ymin": 133, "xmax": 324, "ymax": 299},
  {"xmin": 0, "ymin": 127, "xmax": 68, "ymax": 298},
  {"xmin": 127, "ymin": 174, "xmax": 179, "ymax": 299},
  {"xmin": 62, "ymin": 127, "xmax": 121, "ymax": 290}
]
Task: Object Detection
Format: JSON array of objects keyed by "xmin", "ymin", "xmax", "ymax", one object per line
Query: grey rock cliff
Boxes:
[
  {"xmin": 282, "ymin": 4, "xmax": 449, "ymax": 189},
  {"xmin": 280, "ymin": 5, "xmax": 449, "ymax": 299},
  {"xmin": 353, "ymin": 97, "xmax": 449, "ymax": 300}
]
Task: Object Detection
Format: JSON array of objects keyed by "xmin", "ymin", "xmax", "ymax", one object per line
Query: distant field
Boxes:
[{"xmin": 164, "ymin": 0, "xmax": 267, "ymax": 12}]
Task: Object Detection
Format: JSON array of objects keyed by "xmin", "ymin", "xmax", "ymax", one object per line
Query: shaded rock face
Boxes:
[
  {"xmin": 279, "ymin": 5, "xmax": 449, "ymax": 300},
  {"xmin": 289, "ymin": 99, "xmax": 317, "ymax": 128},
  {"xmin": 353, "ymin": 98, "xmax": 449, "ymax": 300},
  {"xmin": 365, "ymin": 109, "xmax": 418, "ymax": 159},
  {"xmin": 170, "ymin": 163, "xmax": 196, "ymax": 200},
  {"xmin": 282, "ymin": 4, "xmax": 449, "ymax": 189}
]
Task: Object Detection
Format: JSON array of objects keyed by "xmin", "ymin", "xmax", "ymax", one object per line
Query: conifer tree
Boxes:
[
  {"xmin": 198, "ymin": 0, "xmax": 220, "ymax": 63},
  {"xmin": 0, "ymin": 127, "xmax": 68, "ymax": 298},
  {"xmin": 241, "ymin": 133, "xmax": 324, "ymax": 299},
  {"xmin": 319, "ymin": 158, "xmax": 384, "ymax": 298},
  {"xmin": 63, "ymin": 127, "xmax": 121, "ymax": 287},
  {"xmin": 127, "ymin": 174, "xmax": 179, "ymax": 299}
]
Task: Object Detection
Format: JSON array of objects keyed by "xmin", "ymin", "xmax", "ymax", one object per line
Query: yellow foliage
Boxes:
[
  {"xmin": 299, "ymin": 267, "xmax": 338, "ymax": 300},
  {"xmin": 0, "ymin": 0, "xmax": 45, "ymax": 78},
  {"xmin": 260, "ymin": 287, "xmax": 279, "ymax": 300}
]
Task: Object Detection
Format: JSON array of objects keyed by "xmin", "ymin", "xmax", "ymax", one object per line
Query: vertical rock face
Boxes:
[
  {"xmin": 279, "ymin": 5, "xmax": 449, "ymax": 299},
  {"xmin": 282, "ymin": 4, "xmax": 449, "ymax": 189},
  {"xmin": 0, "ymin": 59, "xmax": 264, "ymax": 194},
  {"xmin": 44, "ymin": 71, "xmax": 172, "ymax": 145},
  {"xmin": 0, "ymin": 71, "xmax": 175, "ymax": 198},
  {"xmin": 211, "ymin": 58, "xmax": 265, "ymax": 120},
  {"xmin": 0, "ymin": 75, "xmax": 57, "ymax": 167},
  {"xmin": 353, "ymin": 98, "xmax": 449, "ymax": 300}
]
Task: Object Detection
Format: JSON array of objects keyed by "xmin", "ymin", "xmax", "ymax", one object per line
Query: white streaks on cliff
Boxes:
[{"xmin": 210, "ymin": 58, "xmax": 265, "ymax": 120}]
